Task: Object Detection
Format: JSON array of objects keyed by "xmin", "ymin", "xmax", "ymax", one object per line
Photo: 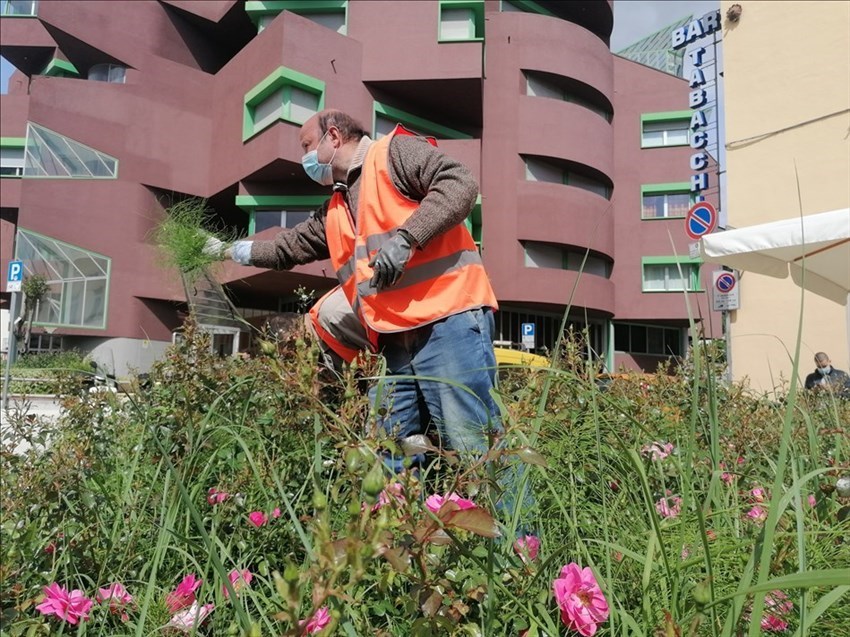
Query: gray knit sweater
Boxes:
[{"xmin": 249, "ymin": 135, "xmax": 479, "ymax": 270}]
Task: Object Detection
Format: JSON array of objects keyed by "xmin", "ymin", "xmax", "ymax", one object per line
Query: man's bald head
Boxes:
[{"xmin": 815, "ymin": 352, "xmax": 830, "ymax": 366}]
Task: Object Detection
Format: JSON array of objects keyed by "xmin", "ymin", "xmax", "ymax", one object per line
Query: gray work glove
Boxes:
[{"xmin": 368, "ymin": 230, "xmax": 414, "ymax": 290}]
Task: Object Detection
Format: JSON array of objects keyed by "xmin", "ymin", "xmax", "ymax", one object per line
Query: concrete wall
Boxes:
[{"xmin": 721, "ymin": 0, "xmax": 850, "ymax": 393}]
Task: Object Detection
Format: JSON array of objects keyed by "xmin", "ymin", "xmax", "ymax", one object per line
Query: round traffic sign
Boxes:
[
  {"xmin": 685, "ymin": 201, "xmax": 718, "ymax": 241},
  {"xmin": 715, "ymin": 272, "xmax": 736, "ymax": 293}
]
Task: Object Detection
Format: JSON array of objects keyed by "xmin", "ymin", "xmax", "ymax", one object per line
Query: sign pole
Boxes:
[
  {"xmin": 2, "ymin": 291, "xmax": 21, "ymax": 411},
  {"xmin": 724, "ymin": 309, "xmax": 732, "ymax": 384}
]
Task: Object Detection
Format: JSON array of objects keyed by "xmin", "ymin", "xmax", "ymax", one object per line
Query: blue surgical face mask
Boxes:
[{"xmin": 301, "ymin": 131, "xmax": 337, "ymax": 186}]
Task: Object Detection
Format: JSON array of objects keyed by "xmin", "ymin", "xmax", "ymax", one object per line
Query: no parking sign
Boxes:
[{"xmin": 712, "ymin": 270, "xmax": 740, "ymax": 311}]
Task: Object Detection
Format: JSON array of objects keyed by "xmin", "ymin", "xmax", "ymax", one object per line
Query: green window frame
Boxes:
[
  {"xmin": 500, "ymin": 0, "xmax": 554, "ymax": 16},
  {"xmin": 236, "ymin": 195, "xmax": 326, "ymax": 235},
  {"xmin": 1, "ymin": 0, "xmax": 38, "ymax": 17},
  {"xmin": 641, "ymin": 256, "xmax": 702, "ymax": 292},
  {"xmin": 640, "ymin": 182, "xmax": 693, "ymax": 219},
  {"xmin": 40, "ymin": 58, "xmax": 80, "ymax": 78},
  {"xmin": 14, "ymin": 228, "xmax": 111, "ymax": 330},
  {"xmin": 245, "ymin": 0, "xmax": 348, "ymax": 34},
  {"xmin": 1, "ymin": 137, "xmax": 26, "ymax": 178},
  {"xmin": 640, "ymin": 111, "xmax": 692, "ymax": 148},
  {"xmin": 372, "ymin": 102, "xmax": 471, "ymax": 140},
  {"xmin": 243, "ymin": 67, "xmax": 325, "ymax": 141},
  {"xmin": 438, "ymin": 0, "xmax": 485, "ymax": 42}
]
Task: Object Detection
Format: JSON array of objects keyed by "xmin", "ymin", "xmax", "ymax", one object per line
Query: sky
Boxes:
[{"xmin": 0, "ymin": 1, "xmax": 719, "ymax": 93}]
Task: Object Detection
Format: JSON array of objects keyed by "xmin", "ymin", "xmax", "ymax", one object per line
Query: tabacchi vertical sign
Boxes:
[{"xmin": 672, "ymin": 10, "xmax": 721, "ymax": 200}]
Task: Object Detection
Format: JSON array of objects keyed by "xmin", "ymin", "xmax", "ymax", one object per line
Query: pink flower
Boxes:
[
  {"xmin": 513, "ymin": 535, "xmax": 541, "ymax": 564},
  {"xmin": 248, "ymin": 511, "xmax": 268, "ymax": 528},
  {"xmin": 751, "ymin": 487, "xmax": 766, "ymax": 502},
  {"xmin": 207, "ymin": 487, "xmax": 230, "ymax": 505},
  {"xmin": 746, "ymin": 505, "xmax": 768, "ymax": 523},
  {"xmin": 807, "ymin": 494, "xmax": 816, "ymax": 508},
  {"xmin": 641, "ymin": 441, "xmax": 674, "ymax": 461},
  {"xmin": 167, "ymin": 601, "xmax": 214, "ymax": 632},
  {"xmin": 680, "ymin": 546, "xmax": 690, "ymax": 560},
  {"xmin": 222, "ymin": 569, "xmax": 253, "ymax": 599},
  {"xmin": 165, "ymin": 574, "xmax": 201, "ymax": 613},
  {"xmin": 35, "ymin": 583, "xmax": 93, "ymax": 625},
  {"xmin": 424, "ymin": 492, "xmax": 476, "ymax": 513},
  {"xmin": 761, "ymin": 614, "xmax": 789, "ymax": 632},
  {"xmin": 765, "ymin": 590, "xmax": 793, "ymax": 615},
  {"xmin": 552, "ymin": 563, "xmax": 610, "ymax": 636},
  {"xmin": 368, "ymin": 483, "xmax": 407, "ymax": 512},
  {"xmin": 299, "ymin": 605, "xmax": 331, "ymax": 634},
  {"xmin": 655, "ymin": 495, "xmax": 682, "ymax": 519},
  {"xmin": 272, "ymin": 507, "xmax": 281, "ymax": 518},
  {"xmin": 96, "ymin": 582, "xmax": 133, "ymax": 621}
]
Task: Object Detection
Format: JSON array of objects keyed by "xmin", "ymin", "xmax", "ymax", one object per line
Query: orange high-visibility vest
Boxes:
[{"xmin": 325, "ymin": 125, "xmax": 497, "ymax": 334}]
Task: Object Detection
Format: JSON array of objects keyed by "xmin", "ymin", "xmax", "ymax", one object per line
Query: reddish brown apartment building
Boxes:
[{"xmin": 0, "ymin": 0, "xmax": 720, "ymax": 375}]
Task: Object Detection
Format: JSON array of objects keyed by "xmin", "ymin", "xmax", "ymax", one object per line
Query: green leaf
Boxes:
[{"xmin": 514, "ymin": 446, "xmax": 548, "ymax": 467}]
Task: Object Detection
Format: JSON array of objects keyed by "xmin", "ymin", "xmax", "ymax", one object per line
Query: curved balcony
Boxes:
[
  {"xmin": 514, "ymin": 181, "xmax": 614, "ymax": 259},
  {"xmin": 487, "ymin": 11, "xmax": 613, "ymax": 105},
  {"xmin": 534, "ymin": 0, "xmax": 613, "ymax": 45},
  {"xmin": 500, "ymin": 266, "xmax": 615, "ymax": 316},
  {"xmin": 517, "ymin": 96, "xmax": 613, "ymax": 182}
]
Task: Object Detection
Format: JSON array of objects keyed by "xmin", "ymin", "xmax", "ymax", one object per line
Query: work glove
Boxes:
[
  {"xmin": 201, "ymin": 235, "xmax": 228, "ymax": 260},
  {"xmin": 368, "ymin": 231, "xmax": 414, "ymax": 290}
]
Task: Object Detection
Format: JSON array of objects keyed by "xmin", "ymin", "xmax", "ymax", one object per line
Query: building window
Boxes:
[
  {"xmin": 641, "ymin": 112, "xmax": 691, "ymax": 148},
  {"xmin": 523, "ymin": 242, "xmax": 612, "ymax": 278},
  {"xmin": 524, "ymin": 71, "xmax": 612, "ymax": 122},
  {"xmin": 438, "ymin": 0, "xmax": 484, "ymax": 42},
  {"xmin": 614, "ymin": 323, "xmax": 682, "ymax": 357},
  {"xmin": 247, "ymin": 1, "xmax": 348, "ymax": 35},
  {"xmin": 1, "ymin": 0, "xmax": 37, "ymax": 16},
  {"xmin": 14, "ymin": 229, "xmax": 110, "ymax": 329},
  {"xmin": 235, "ymin": 195, "xmax": 326, "ymax": 234},
  {"xmin": 524, "ymin": 156, "xmax": 612, "ymax": 199},
  {"xmin": 24, "ymin": 122, "xmax": 118, "ymax": 178},
  {"xmin": 27, "ymin": 333, "xmax": 63, "ymax": 353},
  {"xmin": 501, "ymin": 0, "xmax": 553, "ymax": 16},
  {"xmin": 373, "ymin": 102, "xmax": 471, "ymax": 140},
  {"xmin": 641, "ymin": 183, "xmax": 692, "ymax": 219},
  {"xmin": 253, "ymin": 209, "xmax": 312, "ymax": 234},
  {"xmin": 642, "ymin": 258, "xmax": 701, "ymax": 292},
  {"xmin": 87, "ymin": 63, "xmax": 126, "ymax": 84},
  {"xmin": 496, "ymin": 306, "xmax": 606, "ymax": 358},
  {"xmin": 0, "ymin": 138, "xmax": 26, "ymax": 177},
  {"xmin": 243, "ymin": 67, "xmax": 325, "ymax": 141}
]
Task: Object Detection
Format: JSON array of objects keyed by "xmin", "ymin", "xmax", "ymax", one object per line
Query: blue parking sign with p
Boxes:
[
  {"xmin": 521, "ymin": 323, "xmax": 535, "ymax": 350},
  {"xmin": 6, "ymin": 260, "xmax": 23, "ymax": 292}
]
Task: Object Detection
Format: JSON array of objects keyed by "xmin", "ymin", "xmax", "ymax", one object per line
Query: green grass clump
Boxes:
[{"xmin": 153, "ymin": 197, "xmax": 235, "ymax": 281}]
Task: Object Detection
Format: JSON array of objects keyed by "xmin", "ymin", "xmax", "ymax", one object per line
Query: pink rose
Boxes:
[
  {"xmin": 425, "ymin": 492, "xmax": 475, "ymax": 514},
  {"xmin": 272, "ymin": 507, "xmax": 281, "ymax": 518},
  {"xmin": 167, "ymin": 601, "xmax": 214, "ymax": 632},
  {"xmin": 35, "ymin": 583, "xmax": 94, "ymax": 625},
  {"xmin": 552, "ymin": 563, "xmax": 610, "ymax": 636},
  {"xmin": 165, "ymin": 574, "xmax": 201, "ymax": 613},
  {"xmin": 513, "ymin": 535, "xmax": 541, "ymax": 564},
  {"xmin": 299, "ymin": 605, "xmax": 331, "ymax": 634},
  {"xmin": 248, "ymin": 511, "xmax": 268, "ymax": 528},
  {"xmin": 751, "ymin": 487, "xmax": 766, "ymax": 502},
  {"xmin": 222, "ymin": 569, "xmax": 253, "ymax": 599}
]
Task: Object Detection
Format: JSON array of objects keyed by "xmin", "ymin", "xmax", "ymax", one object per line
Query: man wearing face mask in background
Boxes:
[
  {"xmin": 804, "ymin": 352, "xmax": 850, "ymax": 397},
  {"xmin": 207, "ymin": 109, "xmax": 532, "ymax": 526}
]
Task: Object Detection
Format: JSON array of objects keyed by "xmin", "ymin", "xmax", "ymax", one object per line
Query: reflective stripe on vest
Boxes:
[{"xmin": 325, "ymin": 125, "xmax": 497, "ymax": 333}]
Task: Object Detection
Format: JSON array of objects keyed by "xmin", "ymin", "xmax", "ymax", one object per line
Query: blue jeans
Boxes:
[{"xmin": 369, "ymin": 307, "xmax": 501, "ymax": 471}]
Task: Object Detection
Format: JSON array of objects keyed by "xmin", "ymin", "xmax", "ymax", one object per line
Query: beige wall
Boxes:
[{"xmin": 721, "ymin": 0, "xmax": 850, "ymax": 394}]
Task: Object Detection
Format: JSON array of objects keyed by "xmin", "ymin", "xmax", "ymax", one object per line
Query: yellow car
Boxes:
[{"xmin": 493, "ymin": 344, "xmax": 549, "ymax": 368}]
